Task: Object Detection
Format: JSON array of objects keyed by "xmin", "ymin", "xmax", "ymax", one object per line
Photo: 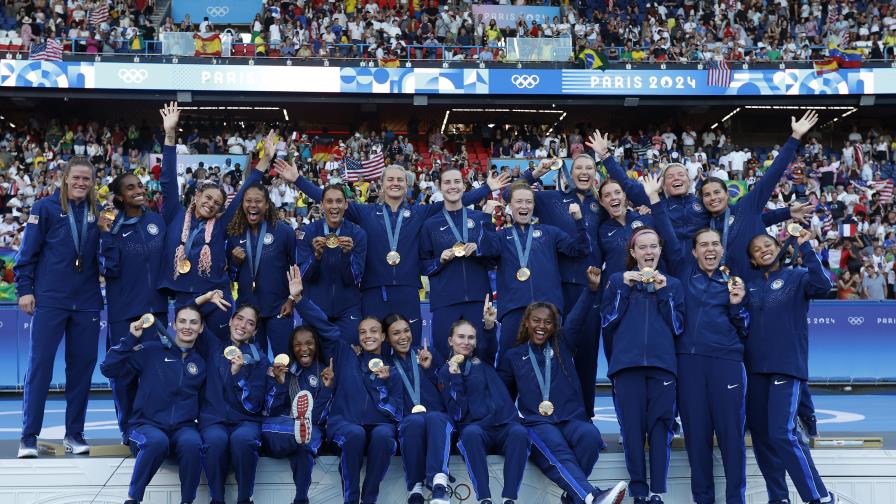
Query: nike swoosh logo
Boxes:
[
  {"xmin": 376, "ymin": 211, "xmax": 384, "ymax": 215},
  {"xmin": 440, "ymin": 224, "xmax": 451, "ymax": 231},
  {"xmin": 522, "ymin": 355, "xmax": 529, "ymax": 360},
  {"xmin": 165, "ymin": 357, "xmax": 177, "ymax": 362},
  {"xmin": 349, "ymin": 315, "xmax": 359, "ymax": 320},
  {"xmin": 774, "ymin": 380, "xmax": 788, "ymax": 385},
  {"xmin": 409, "ymin": 318, "xmax": 420, "ymax": 324},
  {"xmin": 670, "ymin": 204, "xmax": 678, "ymax": 209},
  {"xmin": 664, "ymin": 381, "xmax": 673, "ymax": 386},
  {"xmin": 239, "ymin": 239, "xmax": 247, "ymax": 243},
  {"xmin": 123, "ymin": 231, "xmax": 133, "ymax": 237},
  {"xmin": 727, "ymin": 384, "xmax": 739, "ymax": 389},
  {"xmin": 608, "ymin": 229, "xmax": 617, "ymax": 236},
  {"xmin": 749, "ymin": 288, "xmax": 757, "ymax": 292}
]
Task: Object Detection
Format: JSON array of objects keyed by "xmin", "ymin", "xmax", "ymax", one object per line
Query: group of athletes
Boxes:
[{"xmin": 12, "ymin": 102, "xmax": 839, "ymax": 504}]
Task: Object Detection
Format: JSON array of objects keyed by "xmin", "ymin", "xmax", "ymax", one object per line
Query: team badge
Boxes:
[
  {"xmin": 771, "ymin": 279, "xmax": 784, "ymax": 290},
  {"xmin": 146, "ymin": 223, "xmax": 159, "ymax": 235},
  {"xmin": 590, "ymin": 202, "xmax": 598, "ymax": 212},
  {"xmin": 692, "ymin": 202, "xmax": 702, "ymax": 211},
  {"xmin": 467, "ymin": 218, "xmax": 475, "ymax": 229},
  {"xmin": 471, "ymin": 357, "xmax": 481, "ymax": 364},
  {"xmin": 264, "ymin": 233, "xmax": 274, "ymax": 245},
  {"xmin": 533, "ymin": 229, "xmax": 542, "ymax": 238},
  {"xmin": 631, "ymin": 220, "xmax": 644, "ymax": 229},
  {"xmin": 308, "ymin": 374, "xmax": 319, "ymax": 387},
  {"xmin": 87, "ymin": 213, "xmax": 96, "ymax": 223},
  {"xmin": 728, "ymin": 215, "xmax": 735, "ymax": 226},
  {"xmin": 186, "ymin": 362, "xmax": 199, "ymax": 375},
  {"xmin": 297, "ymin": 230, "xmax": 305, "ymax": 240},
  {"xmin": 402, "ymin": 209, "xmax": 411, "ymax": 218}
]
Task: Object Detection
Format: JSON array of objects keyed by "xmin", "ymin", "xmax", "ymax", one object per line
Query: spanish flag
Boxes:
[
  {"xmin": 578, "ymin": 49, "xmax": 608, "ymax": 71},
  {"xmin": 828, "ymin": 46, "xmax": 863, "ymax": 69},
  {"xmin": 813, "ymin": 59, "xmax": 839, "ymax": 75},
  {"xmin": 193, "ymin": 33, "xmax": 222, "ymax": 57},
  {"xmin": 379, "ymin": 56, "xmax": 400, "ymax": 68}
]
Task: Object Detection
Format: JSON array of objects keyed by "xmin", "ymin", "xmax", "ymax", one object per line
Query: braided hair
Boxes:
[{"xmin": 173, "ymin": 187, "xmax": 220, "ymax": 279}]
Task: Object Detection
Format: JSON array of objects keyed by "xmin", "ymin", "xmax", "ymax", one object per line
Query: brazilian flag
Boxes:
[
  {"xmin": 579, "ymin": 49, "xmax": 608, "ymax": 71},
  {"xmin": 130, "ymin": 34, "xmax": 144, "ymax": 52},
  {"xmin": 727, "ymin": 180, "xmax": 748, "ymax": 203}
]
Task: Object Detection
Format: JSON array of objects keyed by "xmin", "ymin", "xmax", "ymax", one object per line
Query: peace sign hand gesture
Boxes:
[{"xmin": 483, "ymin": 293, "xmax": 497, "ymax": 330}]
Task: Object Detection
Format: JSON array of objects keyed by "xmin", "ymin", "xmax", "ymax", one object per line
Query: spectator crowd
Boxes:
[{"xmin": 0, "ymin": 113, "xmax": 893, "ymax": 299}]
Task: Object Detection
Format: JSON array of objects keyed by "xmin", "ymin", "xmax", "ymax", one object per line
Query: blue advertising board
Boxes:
[
  {"xmin": 471, "ymin": 5, "xmax": 561, "ymax": 30},
  {"xmin": 171, "ymin": 0, "xmax": 261, "ymax": 25}
]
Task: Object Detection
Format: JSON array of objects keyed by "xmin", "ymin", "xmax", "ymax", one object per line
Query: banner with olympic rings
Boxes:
[{"xmin": 171, "ymin": 0, "xmax": 262, "ymax": 25}]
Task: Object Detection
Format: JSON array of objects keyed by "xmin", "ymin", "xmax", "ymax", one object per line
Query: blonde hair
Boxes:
[
  {"xmin": 660, "ymin": 163, "xmax": 689, "ymax": 192},
  {"xmin": 60, "ymin": 157, "xmax": 98, "ymax": 216},
  {"xmin": 173, "ymin": 198, "xmax": 216, "ymax": 278},
  {"xmin": 376, "ymin": 164, "xmax": 408, "ymax": 204}
]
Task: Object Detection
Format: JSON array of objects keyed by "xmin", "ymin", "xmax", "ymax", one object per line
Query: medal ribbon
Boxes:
[
  {"xmin": 151, "ymin": 318, "xmax": 173, "ymax": 349},
  {"xmin": 323, "ymin": 221, "xmax": 341, "ymax": 237},
  {"xmin": 527, "ymin": 343, "xmax": 552, "ymax": 405},
  {"xmin": 182, "ymin": 220, "xmax": 204, "ymax": 261},
  {"xmin": 709, "ymin": 207, "xmax": 731, "ymax": 266},
  {"xmin": 245, "ymin": 221, "xmax": 267, "ymax": 286},
  {"xmin": 511, "ymin": 224, "xmax": 534, "ymax": 269},
  {"xmin": 67, "ymin": 203, "xmax": 89, "ymax": 266},
  {"xmin": 382, "ymin": 204, "xmax": 405, "ymax": 254},
  {"xmin": 442, "ymin": 207, "xmax": 468, "ymax": 244},
  {"xmin": 238, "ymin": 341, "xmax": 261, "ymax": 365},
  {"xmin": 111, "ymin": 212, "xmax": 143, "ymax": 235},
  {"xmin": 394, "ymin": 351, "xmax": 422, "ymax": 406}
]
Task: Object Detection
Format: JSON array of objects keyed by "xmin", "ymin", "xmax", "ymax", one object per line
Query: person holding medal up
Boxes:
[
  {"xmin": 745, "ymin": 227, "xmax": 839, "ymax": 504},
  {"xmin": 286, "ymin": 265, "xmax": 401, "ymax": 504},
  {"xmin": 477, "ymin": 182, "xmax": 590, "ymax": 362},
  {"xmin": 15, "ymin": 157, "xmax": 102, "ymax": 458},
  {"xmin": 642, "ymin": 173, "xmax": 751, "ymax": 504},
  {"xmin": 383, "ymin": 313, "xmax": 453, "ymax": 504},
  {"xmin": 226, "ymin": 181, "xmax": 297, "ymax": 357},
  {"xmin": 497, "ymin": 267, "xmax": 628, "ymax": 504},
  {"xmin": 158, "ymin": 102, "xmax": 270, "ymax": 340},
  {"xmin": 421, "ymin": 166, "xmax": 495, "ymax": 361},
  {"xmin": 438, "ymin": 295, "xmax": 529, "ymax": 504},
  {"xmin": 296, "ymin": 183, "xmax": 367, "ymax": 343},
  {"xmin": 274, "ymin": 159, "xmax": 511, "ymax": 344}
]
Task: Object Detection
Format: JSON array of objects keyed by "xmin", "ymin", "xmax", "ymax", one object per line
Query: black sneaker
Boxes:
[
  {"xmin": 633, "ymin": 498, "xmax": 649, "ymax": 504},
  {"xmin": 648, "ymin": 496, "xmax": 664, "ymax": 504},
  {"xmin": 407, "ymin": 492, "xmax": 424, "ymax": 504},
  {"xmin": 17, "ymin": 435, "xmax": 37, "ymax": 458}
]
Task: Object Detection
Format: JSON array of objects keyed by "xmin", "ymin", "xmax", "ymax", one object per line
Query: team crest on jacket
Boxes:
[
  {"xmin": 402, "ymin": 209, "xmax": 411, "ymax": 218},
  {"xmin": 467, "ymin": 218, "xmax": 475, "ymax": 229},
  {"xmin": 590, "ymin": 202, "xmax": 598, "ymax": 212},
  {"xmin": 533, "ymin": 229, "xmax": 542, "ymax": 238},
  {"xmin": 87, "ymin": 213, "xmax": 96, "ymax": 223},
  {"xmin": 186, "ymin": 362, "xmax": 199, "ymax": 375},
  {"xmin": 692, "ymin": 202, "xmax": 702, "ymax": 212},
  {"xmin": 264, "ymin": 233, "xmax": 274, "ymax": 245},
  {"xmin": 771, "ymin": 279, "xmax": 784, "ymax": 290},
  {"xmin": 308, "ymin": 374, "xmax": 319, "ymax": 387},
  {"xmin": 631, "ymin": 220, "xmax": 644, "ymax": 229},
  {"xmin": 728, "ymin": 215, "xmax": 735, "ymax": 226},
  {"xmin": 146, "ymin": 223, "xmax": 160, "ymax": 235}
]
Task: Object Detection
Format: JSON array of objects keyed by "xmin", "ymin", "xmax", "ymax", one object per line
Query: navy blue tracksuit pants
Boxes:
[
  {"xmin": 562, "ymin": 282, "xmax": 601, "ymax": 418},
  {"xmin": 677, "ymin": 354, "xmax": 746, "ymax": 504},
  {"xmin": 457, "ymin": 422, "xmax": 530, "ymax": 501},
  {"xmin": 398, "ymin": 411, "xmax": 453, "ymax": 489},
  {"xmin": 747, "ymin": 374, "xmax": 829, "ymax": 503},
  {"xmin": 262, "ymin": 416, "xmax": 322, "ymax": 504},
  {"xmin": 612, "ymin": 367, "xmax": 676, "ymax": 498},
  {"xmin": 361, "ymin": 286, "xmax": 422, "ymax": 346},
  {"xmin": 201, "ymin": 421, "xmax": 262, "ymax": 503},
  {"xmin": 128, "ymin": 424, "xmax": 203, "ymax": 502},
  {"xmin": 430, "ymin": 301, "xmax": 491, "ymax": 364},
  {"xmin": 528, "ymin": 420, "xmax": 604, "ymax": 504},
  {"xmin": 23, "ymin": 306, "xmax": 100, "ymax": 439},
  {"xmin": 328, "ymin": 421, "xmax": 397, "ymax": 504},
  {"xmin": 497, "ymin": 307, "xmax": 525, "ymax": 366}
]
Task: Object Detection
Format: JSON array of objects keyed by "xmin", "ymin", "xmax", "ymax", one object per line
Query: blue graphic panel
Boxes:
[{"xmin": 171, "ymin": 0, "xmax": 261, "ymax": 24}]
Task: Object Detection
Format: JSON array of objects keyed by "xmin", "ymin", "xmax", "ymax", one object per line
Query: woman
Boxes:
[
  {"xmin": 497, "ymin": 268, "xmax": 627, "ymax": 504},
  {"xmin": 200, "ymin": 304, "xmax": 271, "ymax": 504},
  {"xmin": 438, "ymin": 297, "xmax": 529, "ymax": 504},
  {"xmin": 158, "ymin": 102, "xmax": 268, "ymax": 340},
  {"xmin": 421, "ymin": 167, "xmax": 494, "ymax": 361},
  {"xmin": 263, "ymin": 326, "xmax": 335, "ymax": 504},
  {"xmin": 836, "ymin": 269, "xmax": 861, "ymax": 299},
  {"xmin": 287, "ymin": 265, "xmax": 400, "ymax": 504},
  {"xmin": 15, "ymin": 158, "xmax": 102, "ymax": 458},
  {"xmin": 644, "ymin": 174, "xmax": 750, "ymax": 504},
  {"xmin": 384, "ymin": 313, "xmax": 452, "ymax": 504},
  {"xmin": 98, "ymin": 172, "xmax": 168, "ymax": 441},
  {"xmin": 745, "ymin": 230, "xmax": 839, "ymax": 504},
  {"xmin": 100, "ymin": 302, "xmax": 209, "ymax": 504},
  {"xmin": 601, "ymin": 221, "xmax": 684, "ymax": 504},
  {"xmin": 275, "ymin": 159, "xmax": 509, "ymax": 343},
  {"xmin": 226, "ymin": 182, "xmax": 296, "ymax": 356},
  {"xmin": 478, "ymin": 182, "xmax": 589, "ymax": 361}
]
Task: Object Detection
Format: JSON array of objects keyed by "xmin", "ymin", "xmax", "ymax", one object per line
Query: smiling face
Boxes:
[
  {"xmin": 525, "ymin": 306, "xmax": 555, "ymax": 346},
  {"xmin": 65, "ymin": 164, "xmax": 94, "ymax": 203},
  {"xmin": 381, "ymin": 166, "xmax": 407, "ymax": 202},
  {"xmin": 599, "ymin": 180, "xmax": 626, "ymax": 218},
  {"xmin": 386, "ymin": 319, "xmax": 413, "ymax": 356},
  {"xmin": 292, "ymin": 329, "xmax": 317, "ymax": 368},
  {"xmin": 570, "ymin": 156, "xmax": 596, "ymax": 192},
  {"xmin": 322, "ymin": 187, "xmax": 347, "ymax": 227},
  {"xmin": 509, "ymin": 186, "xmax": 535, "ymax": 224},
  {"xmin": 173, "ymin": 307, "xmax": 204, "ymax": 347},
  {"xmin": 439, "ymin": 169, "xmax": 465, "ymax": 204},
  {"xmin": 749, "ymin": 235, "xmax": 780, "ymax": 268},
  {"xmin": 117, "ymin": 173, "xmax": 146, "ymax": 209},
  {"xmin": 242, "ymin": 187, "xmax": 269, "ymax": 227},
  {"xmin": 194, "ymin": 187, "xmax": 225, "ymax": 220},
  {"xmin": 630, "ymin": 230, "xmax": 661, "ymax": 269},
  {"xmin": 701, "ymin": 180, "xmax": 728, "ymax": 216},
  {"xmin": 662, "ymin": 164, "xmax": 689, "ymax": 197},
  {"xmin": 448, "ymin": 322, "xmax": 476, "ymax": 357},
  {"xmin": 229, "ymin": 306, "xmax": 258, "ymax": 344},
  {"xmin": 692, "ymin": 229, "xmax": 723, "ymax": 273},
  {"xmin": 358, "ymin": 318, "xmax": 385, "ymax": 353}
]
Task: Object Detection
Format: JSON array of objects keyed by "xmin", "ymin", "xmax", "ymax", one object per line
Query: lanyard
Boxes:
[
  {"xmin": 462, "ymin": 359, "xmax": 472, "ymax": 377},
  {"xmin": 67, "ymin": 203, "xmax": 88, "ymax": 262},
  {"xmin": 511, "ymin": 224, "xmax": 534, "ymax": 268},
  {"xmin": 442, "ymin": 207, "xmax": 468, "ymax": 243},
  {"xmin": 710, "ymin": 207, "xmax": 731, "ymax": 266},
  {"xmin": 323, "ymin": 221, "xmax": 341, "ymax": 236},
  {"xmin": 527, "ymin": 343, "xmax": 552, "ymax": 403},
  {"xmin": 111, "ymin": 212, "xmax": 142, "ymax": 235},
  {"xmin": 236, "ymin": 341, "xmax": 261, "ymax": 365},
  {"xmin": 382, "ymin": 204, "xmax": 405, "ymax": 253},
  {"xmin": 393, "ymin": 352, "xmax": 422, "ymax": 406},
  {"xmin": 183, "ymin": 221, "xmax": 204, "ymax": 259},
  {"xmin": 245, "ymin": 221, "xmax": 267, "ymax": 284},
  {"xmin": 151, "ymin": 318, "xmax": 173, "ymax": 349}
]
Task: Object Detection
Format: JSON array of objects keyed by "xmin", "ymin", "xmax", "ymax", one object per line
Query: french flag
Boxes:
[{"xmin": 839, "ymin": 223, "xmax": 857, "ymax": 238}]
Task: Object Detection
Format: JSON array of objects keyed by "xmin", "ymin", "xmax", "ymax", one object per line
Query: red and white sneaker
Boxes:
[{"xmin": 292, "ymin": 390, "xmax": 314, "ymax": 445}]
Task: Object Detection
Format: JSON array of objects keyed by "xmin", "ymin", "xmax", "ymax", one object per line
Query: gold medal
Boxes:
[
  {"xmin": 178, "ymin": 259, "xmax": 192, "ymax": 274},
  {"xmin": 452, "ymin": 242, "xmax": 466, "ymax": 257},
  {"xmin": 786, "ymin": 222, "xmax": 803, "ymax": 237},
  {"xmin": 101, "ymin": 209, "xmax": 118, "ymax": 221},
  {"xmin": 224, "ymin": 346, "xmax": 241, "ymax": 360},
  {"xmin": 549, "ymin": 158, "xmax": 563, "ymax": 171},
  {"xmin": 325, "ymin": 233, "xmax": 340, "ymax": 248},
  {"xmin": 727, "ymin": 276, "xmax": 742, "ymax": 292},
  {"xmin": 411, "ymin": 404, "xmax": 427, "ymax": 414},
  {"xmin": 140, "ymin": 313, "xmax": 155, "ymax": 329},
  {"xmin": 274, "ymin": 353, "xmax": 290, "ymax": 366},
  {"xmin": 640, "ymin": 267, "xmax": 655, "ymax": 283},
  {"xmin": 368, "ymin": 358, "xmax": 384, "ymax": 372},
  {"xmin": 450, "ymin": 354, "xmax": 465, "ymax": 365},
  {"xmin": 538, "ymin": 400, "xmax": 554, "ymax": 416},
  {"xmin": 516, "ymin": 267, "xmax": 531, "ymax": 281},
  {"xmin": 386, "ymin": 251, "xmax": 401, "ymax": 266}
]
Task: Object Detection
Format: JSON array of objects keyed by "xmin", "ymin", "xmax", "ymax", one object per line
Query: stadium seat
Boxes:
[
  {"xmin": 9, "ymin": 37, "xmax": 22, "ymax": 52},
  {"xmin": 0, "ymin": 38, "xmax": 9, "ymax": 52},
  {"xmin": 231, "ymin": 43, "xmax": 246, "ymax": 57}
]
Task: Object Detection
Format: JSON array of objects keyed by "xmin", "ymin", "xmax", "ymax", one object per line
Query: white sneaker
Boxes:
[
  {"xmin": 17, "ymin": 436, "xmax": 37, "ymax": 458},
  {"xmin": 63, "ymin": 434, "xmax": 90, "ymax": 455},
  {"xmin": 292, "ymin": 390, "xmax": 314, "ymax": 444}
]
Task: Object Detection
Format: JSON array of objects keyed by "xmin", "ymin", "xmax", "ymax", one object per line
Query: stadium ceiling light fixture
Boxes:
[
  {"xmin": 711, "ymin": 107, "xmax": 742, "ymax": 129},
  {"xmin": 283, "ymin": 109, "xmax": 289, "ymax": 121},
  {"xmin": 820, "ymin": 107, "xmax": 859, "ymax": 128},
  {"xmin": 743, "ymin": 105, "xmax": 855, "ymax": 110},
  {"xmin": 441, "ymin": 108, "xmax": 564, "ymax": 134},
  {"xmin": 177, "ymin": 106, "xmax": 281, "ymax": 110}
]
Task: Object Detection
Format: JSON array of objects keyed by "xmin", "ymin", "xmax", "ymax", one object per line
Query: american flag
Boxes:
[
  {"xmin": 89, "ymin": 3, "xmax": 109, "ymax": 26},
  {"xmin": 344, "ymin": 153, "xmax": 385, "ymax": 182},
  {"xmin": 29, "ymin": 39, "xmax": 64, "ymax": 61},
  {"xmin": 871, "ymin": 178, "xmax": 894, "ymax": 203},
  {"xmin": 707, "ymin": 59, "xmax": 731, "ymax": 87}
]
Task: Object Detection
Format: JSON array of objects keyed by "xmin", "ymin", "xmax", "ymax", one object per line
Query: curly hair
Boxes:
[{"xmin": 227, "ymin": 183, "xmax": 278, "ymax": 236}]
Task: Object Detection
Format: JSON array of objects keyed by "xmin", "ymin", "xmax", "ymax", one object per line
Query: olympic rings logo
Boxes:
[
  {"xmin": 511, "ymin": 74, "xmax": 540, "ymax": 89},
  {"xmin": 444, "ymin": 483, "xmax": 472, "ymax": 501},
  {"xmin": 847, "ymin": 317, "xmax": 864, "ymax": 326},
  {"xmin": 118, "ymin": 69, "xmax": 148, "ymax": 84},
  {"xmin": 206, "ymin": 6, "xmax": 230, "ymax": 17}
]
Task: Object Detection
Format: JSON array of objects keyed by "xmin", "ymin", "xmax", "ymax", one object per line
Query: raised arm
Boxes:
[
  {"xmin": 587, "ymin": 130, "xmax": 651, "ymax": 207},
  {"xmin": 746, "ymin": 111, "xmax": 818, "ymax": 211},
  {"xmin": 797, "ymin": 232, "xmax": 834, "ymax": 299},
  {"xmin": 461, "ymin": 170, "xmax": 511, "ymax": 208},
  {"xmin": 100, "ymin": 320, "xmax": 149, "ymax": 379},
  {"xmin": 159, "ymin": 102, "xmax": 184, "ymax": 224},
  {"xmin": 288, "ymin": 265, "xmax": 345, "ymax": 359},
  {"xmin": 561, "ymin": 267, "xmax": 600, "ymax": 349}
]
